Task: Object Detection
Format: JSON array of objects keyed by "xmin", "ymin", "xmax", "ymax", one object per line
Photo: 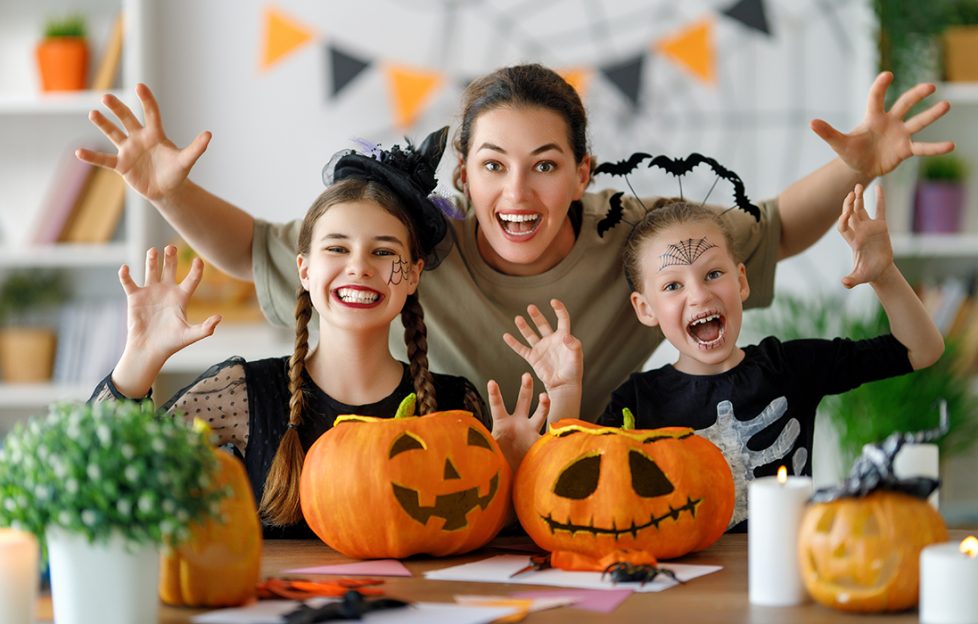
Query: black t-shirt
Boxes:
[{"xmin": 599, "ymin": 334, "xmax": 913, "ymax": 531}]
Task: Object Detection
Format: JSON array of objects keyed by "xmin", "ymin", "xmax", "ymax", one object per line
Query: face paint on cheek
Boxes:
[
  {"xmin": 388, "ymin": 256, "xmax": 410, "ymax": 285},
  {"xmin": 658, "ymin": 237, "xmax": 717, "ymax": 271}
]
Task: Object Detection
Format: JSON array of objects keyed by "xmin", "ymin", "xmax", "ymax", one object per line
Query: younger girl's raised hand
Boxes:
[
  {"xmin": 488, "ymin": 374, "xmax": 549, "ymax": 474},
  {"xmin": 838, "ymin": 184, "xmax": 893, "ymax": 289},
  {"xmin": 112, "ymin": 246, "xmax": 221, "ymax": 398},
  {"xmin": 76, "ymin": 83, "xmax": 210, "ymax": 202},
  {"xmin": 503, "ymin": 299, "xmax": 583, "ymax": 421}
]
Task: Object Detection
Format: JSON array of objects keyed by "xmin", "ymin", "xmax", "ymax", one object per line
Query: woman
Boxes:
[{"xmin": 78, "ymin": 65, "xmax": 953, "ymax": 421}]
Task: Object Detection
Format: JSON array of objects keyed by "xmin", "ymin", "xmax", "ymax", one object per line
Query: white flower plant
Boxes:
[{"xmin": 0, "ymin": 399, "xmax": 228, "ymax": 552}]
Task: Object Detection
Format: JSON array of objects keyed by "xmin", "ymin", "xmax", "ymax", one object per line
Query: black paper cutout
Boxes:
[
  {"xmin": 723, "ymin": 0, "xmax": 772, "ymax": 35},
  {"xmin": 601, "ymin": 54, "xmax": 646, "ymax": 108},
  {"xmin": 328, "ymin": 45, "xmax": 371, "ymax": 97}
]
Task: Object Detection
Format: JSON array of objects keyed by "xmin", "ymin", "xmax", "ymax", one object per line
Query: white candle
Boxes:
[
  {"xmin": 920, "ymin": 536, "xmax": 978, "ymax": 624},
  {"xmin": 891, "ymin": 442, "xmax": 940, "ymax": 508},
  {"xmin": 748, "ymin": 467, "xmax": 813, "ymax": 606},
  {"xmin": 0, "ymin": 527, "xmax": 39, "ymax": 624}
]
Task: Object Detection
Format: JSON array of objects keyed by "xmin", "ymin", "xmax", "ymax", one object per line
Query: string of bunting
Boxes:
[{"xmin": 258, "ymin": 0, "xmax": 772, "ymax": 128}]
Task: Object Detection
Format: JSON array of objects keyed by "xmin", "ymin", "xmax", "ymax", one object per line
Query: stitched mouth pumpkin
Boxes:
[
  {"xmin": 514, "ymin": 410, "xmax": 734, "ymax": 561},
  {"xmin": 299, "ymin": 394, "xmax": 511, "ymax": 559}
]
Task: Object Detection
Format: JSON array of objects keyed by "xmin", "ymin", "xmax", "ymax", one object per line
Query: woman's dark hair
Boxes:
[{"xmin": 452, "ymin": 64, "xmax": 590, "ymax": 191}]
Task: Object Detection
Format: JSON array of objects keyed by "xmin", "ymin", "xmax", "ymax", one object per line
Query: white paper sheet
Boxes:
[
  {"xmin": 191, "ymin": 598, "xmax": 517, "ymax": 624},
  {"xmin": 424, "ymin": 554, "xmax": 722, "ymax": 593}
]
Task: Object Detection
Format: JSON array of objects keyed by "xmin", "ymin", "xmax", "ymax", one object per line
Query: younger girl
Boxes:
[
  {"xmin": 599, "ymin": 184, "xmax": 944, "ymax": 529},
  {"xmin": 89, "ymin": 131, "xmax": 516, "ymax": 538}
]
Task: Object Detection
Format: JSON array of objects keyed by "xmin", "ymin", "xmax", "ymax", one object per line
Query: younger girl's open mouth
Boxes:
[{"xmin": 687, "ymin": 312, "xmax": 726, "ymax": 350}]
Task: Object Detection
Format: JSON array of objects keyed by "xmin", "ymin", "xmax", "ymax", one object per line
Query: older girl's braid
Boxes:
[
  {"xmin": 401, "ymin": 293, "xmax": 438, "ymax": 415},
  {"xmin": 258, "ymin": 287, "xmax": 313, "ymax": 526}
]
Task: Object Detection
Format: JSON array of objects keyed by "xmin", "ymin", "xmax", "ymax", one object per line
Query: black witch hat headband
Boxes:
[
  {"xmin": 592, "ymin": 152, "xmax": 761, "ymax": 238},
  {"xmin": 322, "ymin": 127, "xmax": 458, "ymax": 270}
]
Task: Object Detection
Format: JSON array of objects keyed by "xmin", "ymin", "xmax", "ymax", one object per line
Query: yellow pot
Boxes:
[{"xmin": 0, "ymin": 328, "xmax": 57, "ymax": 382}]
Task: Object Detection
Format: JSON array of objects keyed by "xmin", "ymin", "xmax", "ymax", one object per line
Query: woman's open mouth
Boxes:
[
  {"xmin": 687, "ymin": 312, "xmax": 725, "ymax": 350},
  {"xmin": 497, "ymin": 212, "xmax": 541, "ymax": 240}
]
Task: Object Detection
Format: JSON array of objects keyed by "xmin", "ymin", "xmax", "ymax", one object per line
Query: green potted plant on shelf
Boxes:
[
  {"xmin": 35, "ymin": 14, "xmax": 88, "ymax": 92},
  {"xmin": 914, "ymin": 154, "xmax": 968, "ymax": 234},
  {"xmin": 747, "ymin": 293, "xmax": 978, "ymax": 471},
  {"xmin": 0, "ymin": 400, "xmax": 227, "ymax": 624},
  {"xmin": 0, "ymin": 270, "xmax": 68, "ymax": 383}
]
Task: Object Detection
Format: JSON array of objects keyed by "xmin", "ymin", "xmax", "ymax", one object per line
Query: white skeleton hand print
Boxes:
[{"xmin": 696, "ymin": 398, "xmax": 807, "ymax": 527}]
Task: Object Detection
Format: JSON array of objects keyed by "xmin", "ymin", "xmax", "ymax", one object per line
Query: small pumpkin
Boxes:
[
  {"xmin": 299, "ymin": 394, "xmax": 512, "ymax": 559},
  {"xmin": 159, "ymin": 447, "xmax": 262, "ymax": 607},
  {"xmin": 798, "ymin": 490, "xmax": 947, "ymax": 613},
  {"xmin": 514, "ymin": 410, "xmax": 734, "ymax": 562}
]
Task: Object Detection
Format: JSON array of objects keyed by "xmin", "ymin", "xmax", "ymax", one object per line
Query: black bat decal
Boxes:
[
  {"xmin": 594, "ymin": 152, "xmax": 651, "ymax": 177},
  {"xmin": 647, "ymin": 153, "xmax": 760, "ymax": 222},
  {"xmin": 597, "ymin": 192, "xmax": 627, "ymax": 238}
]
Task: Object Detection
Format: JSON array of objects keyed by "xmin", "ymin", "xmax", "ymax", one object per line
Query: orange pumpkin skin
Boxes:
[
  {"xmin": 300, "ymin": 410, "xmax": 512, "ymax": 559},
  {"xmin": 514, "ymin": 419, "xmax": 734, "ymax": 561},
  {"xmin": 159, "ymin": 450, "xmax": 262, "ymax": 607},
  {"xmin": 798, "ymin": 491, "xmax": 947, "ymax": 613}
]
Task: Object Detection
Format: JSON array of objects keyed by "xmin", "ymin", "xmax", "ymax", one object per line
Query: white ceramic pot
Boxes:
[{"xmin": 46, "ymin": 527, "xmax": 160, "ymax": 624}]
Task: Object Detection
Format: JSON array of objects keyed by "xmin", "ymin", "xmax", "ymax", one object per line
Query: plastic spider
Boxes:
[{"xmin": 601, "ymin": 561, "xmax": 684, "ymax": 586}]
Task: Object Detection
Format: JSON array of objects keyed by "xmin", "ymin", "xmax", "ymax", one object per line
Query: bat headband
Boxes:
[
  {"xmin": 592, "ymin": 152, "xmax": 761, "ymax": 238},
  {"xmin": 323, "ymin": 127, "xmax": 457, "ymax": 270}
]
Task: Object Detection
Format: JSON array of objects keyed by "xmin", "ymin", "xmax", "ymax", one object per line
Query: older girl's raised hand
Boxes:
[
  {"xmin": 488, "ymin": 374, "xmax": 549, "ymax": 474},
  {"xmin": 810, "ymin": 71, "xmax": 954, "ymax": 179},
  {"xmin": 838, "ymin": 184, "xmax": 893, "ymax": 289},
  {"xmin": 76, "ymin": 83, "xmax": 210, "ymax": 202},
  {"xmin": 119, "ymin": 246, "xmax": 221, "ymax": 367}
]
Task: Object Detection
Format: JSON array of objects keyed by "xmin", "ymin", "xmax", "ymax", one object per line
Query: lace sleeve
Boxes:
[{"xmin": 159, "ymin": 357, "xmax": 251, "ymax": 457}]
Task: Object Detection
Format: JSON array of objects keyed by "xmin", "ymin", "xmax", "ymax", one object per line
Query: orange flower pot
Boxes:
[{"xmin": 35, "ymin": 37, "xmax": 88, "ymax": 92}]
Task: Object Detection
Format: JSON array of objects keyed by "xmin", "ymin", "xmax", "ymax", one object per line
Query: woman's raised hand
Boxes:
[
  {"xmin": 503, "ymin": 299, "xmax": 583, "ymax": 395},
  {"xmin": 810, "ymin": 71, "xmax": 954, "ymax": 179},
  {"xmin": 76, "ymin": 83, "xmax": 210, "ymax": 201}
]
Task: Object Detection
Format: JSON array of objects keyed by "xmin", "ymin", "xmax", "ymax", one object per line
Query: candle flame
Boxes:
[
  {"xmin": 777, "ymin": 466, "xmax": 787, "ymax": 484},
  {"xmin": 961, "ymin": 536, "xmax": 978, "ymax": 558}
]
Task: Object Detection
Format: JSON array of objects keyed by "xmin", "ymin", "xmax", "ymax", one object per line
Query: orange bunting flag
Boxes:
[
  {"xmin": 384, "ymin": 65, "xmax": 443, "ymax": 129},
  {"xmin": 655, "ymin": 17, "xmax": 716, "ymax": 85},
  {"xmin": 556, "ymin": 68, "xmax": 591, "ymax": 100},
  {"xmin": 260, "ymin": 6, "xmax": 316, "ymax": 71}
]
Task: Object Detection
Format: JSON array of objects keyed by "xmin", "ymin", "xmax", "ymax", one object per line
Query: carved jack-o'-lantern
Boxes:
[
  {"xmin": 514, "ymin": 413, "xmax": 734, "ymax": 562},
  {"xmin": 299, "ymin": 394, "xmax": 511, "ymax": 559},
  {"xmin": 798, "ymin": 490, "xmax": 947, "ymax": 613}
]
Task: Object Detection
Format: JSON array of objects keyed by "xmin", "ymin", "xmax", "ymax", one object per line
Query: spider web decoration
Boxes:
[{"xmin": 659, "ymin": 237, "xmax": 718, "ymax": 269}]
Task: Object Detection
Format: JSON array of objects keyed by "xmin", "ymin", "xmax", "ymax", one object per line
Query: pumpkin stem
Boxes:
[
  {"xmin": 395, "ymin": 393, "xmax": 418, "ymax": 419},
  {"xmin": 622, "ymin": 407, "xmax": 636, "ymax": 431}
]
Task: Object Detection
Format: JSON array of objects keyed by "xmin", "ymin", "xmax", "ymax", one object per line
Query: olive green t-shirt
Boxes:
[{"xmin": 252, "ymin": 189, "xmax": 780, "ymax": 421}]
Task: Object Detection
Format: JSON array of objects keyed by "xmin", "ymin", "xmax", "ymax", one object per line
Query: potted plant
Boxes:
[
  {"xmin": 35, "ymin": 14, "xmax": 88, "ymax": 92},
  {"xmin": 0, "ymin": 400, "xmax": 226, "ymax": 624},
  {"xmin": 913, "ymin": 154, "xmax": 968, "ymax": 234},
  {"xmin": 0, "ymin": 270, "xmax": 68, "ymax": 383}
]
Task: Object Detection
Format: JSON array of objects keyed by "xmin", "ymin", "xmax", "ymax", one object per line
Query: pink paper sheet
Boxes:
[{"xmin": 283, "ymin": 559, "xmax": 412, "ymax": 577}]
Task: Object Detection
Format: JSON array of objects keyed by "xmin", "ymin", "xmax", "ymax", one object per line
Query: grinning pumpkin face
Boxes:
[
  {"xmin": 514, "ymin": 418, "xmax": 734, "ymax": 561},
  {"xmin": 798, "ymin": 491, "xmax": 947, "ymax": 613},
  {"xmin": 300, "ymin": 400, "xmax": 511, "ymax": 559}
]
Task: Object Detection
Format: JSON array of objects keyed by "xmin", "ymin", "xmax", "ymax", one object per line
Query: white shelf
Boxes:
[
  {"xmin": 938, "ymin": 82, "xmax": 978, "ymax": 105},
  {"xmin": 0, "ymin": 90, "xmax": 125, "ymax": 114},
  {"xmin": 0, "ymin": 382, "xmax": 93, "ymax": 408},
  {"xmin": 892, "ymin": 234, "xmax": 978, "ymax": 258},
  {"xmin": 0, "ymin": 243, "xmax": 129, "ymax": 268}
]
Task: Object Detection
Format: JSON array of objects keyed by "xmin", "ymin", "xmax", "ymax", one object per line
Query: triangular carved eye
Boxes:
[
  {"xmin": 553, "ymin": 455, "xmax": 600, "ymax": 500},
  {"xmin": 389, "ymin": 432, "xmax": 425, "ymax": 458},
  {"xmin": 467, "ymin": 427, "xmax": 492, "ymax": 450},
  {"xmin": 629, "ymin": 450, "xmax": 674, "ymax": 498}
]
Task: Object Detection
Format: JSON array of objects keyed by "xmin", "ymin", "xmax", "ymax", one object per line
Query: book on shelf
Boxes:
[
  {"xmin": 57, "ymin": 167, "xmax": 126, "ymax": 243},
  {"xmin": 90, "ymin": 11, "xmax": 124, "ymax": 91},
  {"xmin": 30, "ymin": 148, "xmax": 95, "ymax": 245},
  {"xmin": 52, "ymin": 300, "xmax": 126, "ymax": 386}
]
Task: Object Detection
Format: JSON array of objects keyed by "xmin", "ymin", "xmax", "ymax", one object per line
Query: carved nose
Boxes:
[{"xmin": 444, "ymin": 458, "xmax": 460, "ymax": 480}]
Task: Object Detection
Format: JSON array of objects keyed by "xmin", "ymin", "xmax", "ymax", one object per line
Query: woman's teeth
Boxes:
[{"xmin": 498, "ymin": 213, "xmax": 539, "ymax": 234}]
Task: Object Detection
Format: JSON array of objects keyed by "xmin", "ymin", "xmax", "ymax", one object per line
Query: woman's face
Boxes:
[
  {"xmin": 463, "ymin": 106, "xmax": 590, "ymax": 276},
  {"xmin": 298, "ymin": 200, "xmax": 422, "ymax": 333}
]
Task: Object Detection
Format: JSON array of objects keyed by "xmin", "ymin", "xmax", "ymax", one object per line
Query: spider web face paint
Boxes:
[
  {"xmin": 658, "ymin": 237, "xmax": 717, "ymax": 271},
  {"xmin": 388, "ymin": 256, "xmax": 410, "ymax": 285}
]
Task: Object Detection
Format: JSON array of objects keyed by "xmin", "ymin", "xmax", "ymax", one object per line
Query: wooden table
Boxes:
[{"xmin": 35, "ymin": 529, "xmax": 976, "ymax": 623}]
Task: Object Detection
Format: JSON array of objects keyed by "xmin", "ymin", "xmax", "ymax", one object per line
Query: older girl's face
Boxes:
[
  {"xmin": 297, "ymin": 200, "xmax": 422, "ymax": 333},
  {"xmin": 463, "ymin": 106, "xmax": 590, "ymax": 276}
]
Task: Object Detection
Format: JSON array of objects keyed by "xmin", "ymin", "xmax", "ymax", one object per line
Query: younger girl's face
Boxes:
[
  {"xmin": 298, "ymin": 200, "xmax": 422, "ymax": 332},
  {"xmin": 629, "ymin": 220, "xmax": 750, "ymax": 376},
  {"xmin": 463, "ymin": 105, "xmax": 590, "ymax": 276}
]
